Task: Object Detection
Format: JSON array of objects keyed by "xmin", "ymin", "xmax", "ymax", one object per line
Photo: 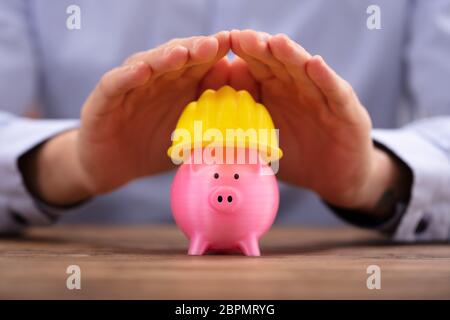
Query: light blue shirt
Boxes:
[{"xmin": 1, "ymin": 0, "xmax": 449, "ymax": 241}]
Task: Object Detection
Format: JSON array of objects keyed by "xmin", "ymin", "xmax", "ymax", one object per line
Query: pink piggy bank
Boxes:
[{"xmin": 170, "ymin": 150, "xmax": 279, "ymax": 256}]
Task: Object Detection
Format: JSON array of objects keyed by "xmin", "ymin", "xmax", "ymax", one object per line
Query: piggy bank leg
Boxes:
[
  {"xmin": 238, "ymin": 236, "xmax": 261, "ymax": 257},
  {"xmin": 188, "ymin": 234, "xmax": 209, "ymax": 256}
]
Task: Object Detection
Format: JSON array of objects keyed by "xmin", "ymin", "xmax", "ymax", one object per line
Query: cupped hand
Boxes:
[
  {"xmin": 25, "ymin": 29, "xmax": 406, "ymax": 211},
  {"xmin": 229, "ymin": 30, "xmax": 397, "ymax": 210},
  {"xmin": 24, "ymin": 33, "xmax": 231, "ymax": 205},
  {"xmin": 77, "ymin": 32, "xmax": 232, "ymax": 194}
]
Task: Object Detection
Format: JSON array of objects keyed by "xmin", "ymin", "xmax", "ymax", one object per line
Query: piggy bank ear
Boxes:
[
  {"xmin": 257, "ymin": 153, "xmax": 278, "ymax": 176},
  {"xmin": 182, "ymin": 151, "xmax": 204, "ymax": 174},
  {"xmin": 187, "ymin": 162, "xmax": 204, "ymax": 173}
]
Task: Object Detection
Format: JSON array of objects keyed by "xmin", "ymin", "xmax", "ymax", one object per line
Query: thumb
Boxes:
[{"xmin": 83, "ymin": 61, "xmax": 152, "ymax": 117}]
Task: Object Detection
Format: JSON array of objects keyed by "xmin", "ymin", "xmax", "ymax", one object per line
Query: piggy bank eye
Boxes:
[
  {"xmin": 214, "ymin": 173, "xmax": 219, "ymax": 179},
  {"xmin": 234, "ymin": 173, "xmax": 239, "ymax": 180}
]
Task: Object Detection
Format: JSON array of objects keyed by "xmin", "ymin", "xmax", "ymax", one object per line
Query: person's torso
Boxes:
[{"xmin": 28, "ymin": 0, "xmax": 411, "ymax": 224}]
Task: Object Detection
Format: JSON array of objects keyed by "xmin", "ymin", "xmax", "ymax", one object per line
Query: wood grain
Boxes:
[{"xmin": 0, "ymin": 225, "xmax": 449, "ymax": 299}]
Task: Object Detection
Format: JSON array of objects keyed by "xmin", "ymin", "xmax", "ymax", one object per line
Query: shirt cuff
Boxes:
[
  {"xmin": 327, "ymin": 201, "xmax": 406, "ymax": 235},
  {"xmin": 0, "ymin": 117, "xmax": 79, "ymax": 232},
  {"xmin": 327, "ymin": 127, "xmax": 450, "ymax": 242},
  {"xmin": 371, "ymin": 128, "xmax": 450, "ymax": 241}
]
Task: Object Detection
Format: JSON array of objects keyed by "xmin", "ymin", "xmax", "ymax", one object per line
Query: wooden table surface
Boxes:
[{"xmin": 0, "ymin": 225, "xmax": 449, "ymax": 299}]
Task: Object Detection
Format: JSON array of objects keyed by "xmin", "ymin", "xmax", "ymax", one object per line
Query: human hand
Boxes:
[
  {"xmin": 229, "ymin": 30, "xmax": 411, "ymax": 214},
  {"xmin": 21, "ymin": 32, "xmax": 230, "ymax": 205}
]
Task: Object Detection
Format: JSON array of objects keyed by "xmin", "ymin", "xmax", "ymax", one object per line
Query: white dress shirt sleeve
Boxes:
[
  {"xmin": 0, "ymin": 112, "xmax": 78, "ymax": 233},
  {"xmin": 372, "ymin": 118, "xmax": 450, "ymax": 242},
  {"xmin": 0, "ymin": 0, "xmax": 78, "ymax": 233},
  {"xmin": 333, "ymin": 0, "xmax": 450, "ymax": 242},
  {"xmin": 382, "ymin": 0, "xmax": 450, "ymax": 241}
]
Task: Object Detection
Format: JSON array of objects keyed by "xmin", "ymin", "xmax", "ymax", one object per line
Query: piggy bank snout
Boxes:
[{"xmin": 209, "ymin": 187, "xmax": 240, "ymax": 213}]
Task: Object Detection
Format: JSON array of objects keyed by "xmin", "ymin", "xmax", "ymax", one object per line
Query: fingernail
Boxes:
[
  {"xmin": 193, "ymin": 38, "xmax": 203, "ymax": 51},
  {"xmin": 275, "ymin": 33, "xmax": 288, "ymax": 40},
  {"xmin": 319, "ymin": 56, "xmax": 327, "ymax": 66},
  {"xmin": 215, "ymin": 30, "xmax": 230, "ymax": 37},
  {"xmin": 130, "ymin": 60, "xmax": 146, "ymax": 71},
  {"xmin": 258, "ymin": 32, "xmax": 270, "ymax": 43},
  {"xmin": 165, "ymin": 45, "xmax": 182, "ymax": 57}
]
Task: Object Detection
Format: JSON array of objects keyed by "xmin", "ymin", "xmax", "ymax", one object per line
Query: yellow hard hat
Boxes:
[{"xmin": 168, "ymin": 85, "xmax": 283, "ymax": 163}]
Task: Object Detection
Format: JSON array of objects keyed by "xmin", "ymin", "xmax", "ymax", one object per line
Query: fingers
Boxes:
[
  {"xmin": 214, "ymin": 31, "xmax": 232, "ymax": 59},
  {"xmin": 199, "ymin": 57, "xmax": 230, "ymax": 92},
  {"xmin": 86, "ymin": 61, "xmax": 151, "ymax": 115},
  {"xmin": 268, "ymin": 33, "xmax": 326, "ymax": 102},
  {"xmin": 269, "ymin": 34, "xmax": 311, "ymax": 82},
  {"xmin": 160, "ymin": 37, "xmax": 217, "ymax": 81},
  {"xmin": 129, "ymin": 44, "xmax": 190, "ymax": 80},
  {"xmin": 236, "ymin": 30, "xmax": 292, "ymax": 82},
  {"xmin": 306, "ymin": 55, "xmax": 358, "ymax": 114},
  {"xmin": 200, "ymin": 56, "xmax": 260, "ymax": 100},
  {"xmin": 124, "ymin": 32, "xmax": 230, "ymax": 83},
  {"xmin": 229, "ymin": 57, "xmax": 260, "ymax": 100},
  {"xmin": 230, "ymin": 29, "xmax": 273, "ymax": 81},
  {"xmin": 122, "ymin": 37, "xmax": 199, "ymax": 80},
  {"xmin": 174, "ymin": 31, "xmax": 230, "ymax": 80}
]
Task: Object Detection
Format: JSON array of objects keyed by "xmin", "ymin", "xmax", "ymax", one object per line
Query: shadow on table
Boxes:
[
  {"xmin": 2, "ymin": 231, "xmax": 445, "ymax": 257},
  {"xmin": 263, "ymin": 238, "xmax": 393, "ymax": 255},
  {"xmin": 0, "ymin": 232, "xmax": 187, "ymax": 255}
]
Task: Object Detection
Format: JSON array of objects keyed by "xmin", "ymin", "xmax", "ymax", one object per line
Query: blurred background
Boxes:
[{"xmin": 1, "ymin": 0, "xmax": 448, "ymax": 226}]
